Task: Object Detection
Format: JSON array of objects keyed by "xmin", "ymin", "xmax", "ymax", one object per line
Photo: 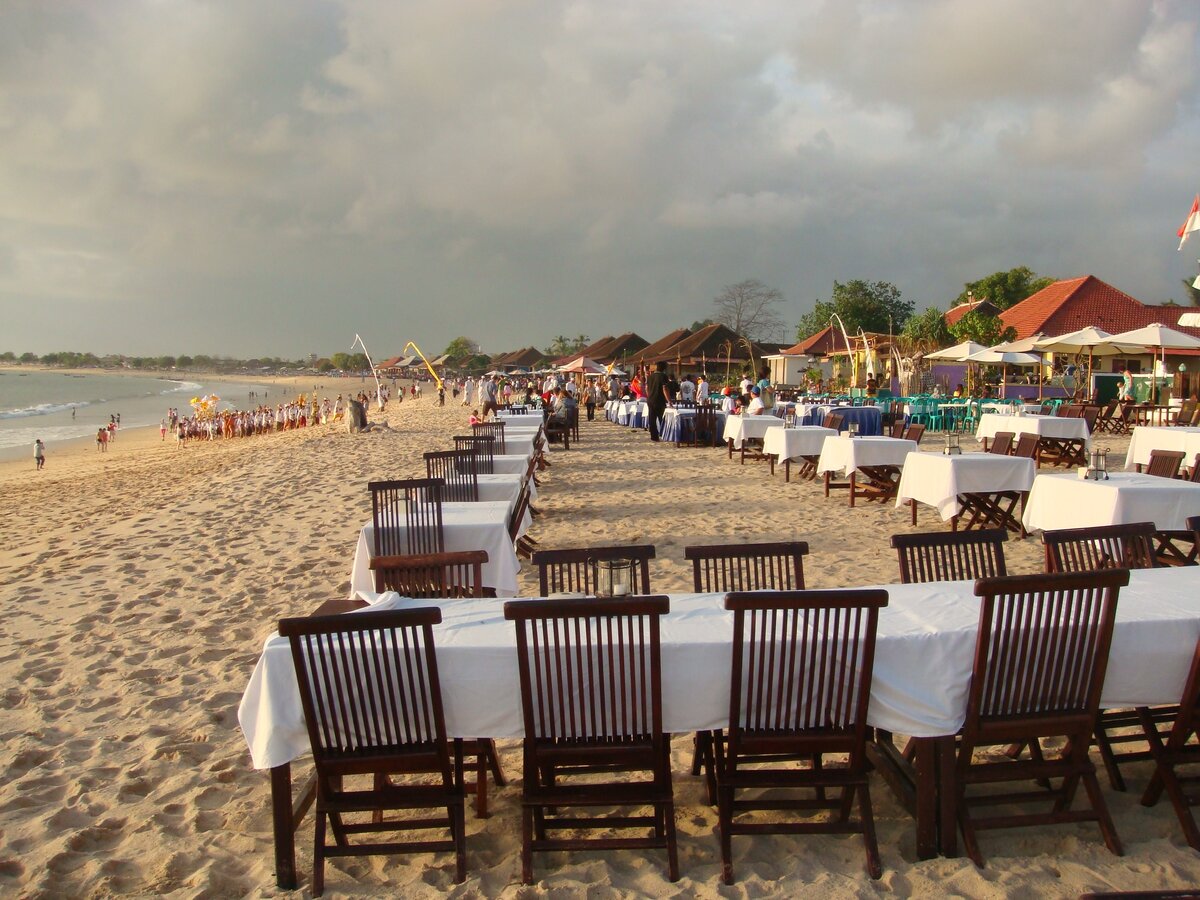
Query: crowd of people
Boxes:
[{"xmin": 167, "ymin": 393, "xmax": 354, "ymax": 445}]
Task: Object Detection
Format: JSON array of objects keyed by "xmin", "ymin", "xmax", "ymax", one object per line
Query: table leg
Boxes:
[
  {"xmin": 824, "ymin": 471, "xmax": 831, "ymax": 497},
  {"xmin": 936, "ymin": 736, "xmax": 958, "ymax": 857},
  {"xmin": 727, "ymin": 438, "xmax": 734, "ymax": 459},
  {"xmin": 912, "ymin": 738, "xmax": 938, "ymax": 860},
  {"xmin": 784, "ymin": 458, "xmax": 791, "ymax": 482},
  {"xmin": 849, "ymin": 471, "xmax": 857, "ymax": 508},
  {"xmin": 769, "ymin": 454, "xmax": 776, "ymax": 476},
  {"xmin": 271, "ymin": 763, "xmax": 298, "ymax": 890},
  {"xmin": 910, "ymin": 498, "xmax": 917, "ymax": 526}
]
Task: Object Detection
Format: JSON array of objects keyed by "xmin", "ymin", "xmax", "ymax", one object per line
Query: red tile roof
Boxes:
[
  {"xmin": 999, "ymin": 275, "xmax": 1200, "ymax": 342},
  {"xmin": 943, "ymin": 299, "xmax": 1000, "ymax": 328},
  {"xmin": 782, "ymin": 325, "xmax": 838, "ymax": 356}
]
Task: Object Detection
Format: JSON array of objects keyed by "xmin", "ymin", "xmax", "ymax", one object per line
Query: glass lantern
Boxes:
[
  {"xmin": 1087, "ymin": 448, "xmax": 1109, "ymax": 480},
  {"xmin": 943, "ymin": 433, "xmax": 962, "ymax": 455},
  {"xmin": 593, "ymin": 559, "xmax": 634, "ymax": 597}
]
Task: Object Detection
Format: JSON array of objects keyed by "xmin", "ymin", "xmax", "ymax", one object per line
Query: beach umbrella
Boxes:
[
  {"xmin": 964, "ymin": 348, "xmax": 1041, "ymax": 400},
  {"xmin": 1034, "ymin": 326, "xmax": 1125, "ymax": 399},
  {"xmin": 1099, "ymin": 323, "xmax": 1200, "ymax": 403},
  {"xmin": 924, "ymin": 340, "xmax": 988, "ymax": 361}
]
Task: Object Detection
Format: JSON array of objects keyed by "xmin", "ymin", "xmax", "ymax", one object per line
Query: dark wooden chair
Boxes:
[
  {"xmin": 543, "ymin": 413, "xmax": 571, "ymax": 449},
  {"xmin": 424, "ymin": 450, "xmax": 479, "ymax": 502},
  {"xmin": 715, "ymin": 590, "xmax": 888, "ymax": 882},
  {"xmin": 453, "ymin": 434, "xmax": 496, "ymax": 473},
  {"xmin": 504, "ymin": 596, "xmax": 678, "ymax": 883},
  {"xmin": 987, "ymin": 431, "xmax": 1014, "ymax": 455},
  {"xmin": 683, "ymin": 541, "xmax": 810, "ymax": 799},
  {"xmin": 956, "ymin": 570, "xmax": 1128, "ymax": 866},
  {"xmin": 278, "ymin": 608, "xmax": 466, "ymax": 893},
  {"xmin": 1012, "ymin": 432, "xmax": 1040, "ymax": 461},
  {"xmin": 1081, "ymin": 404, "xmax": 1101, "ymax": 434},
  {"xmin": 509, "ymin": 480, "xmax": 535, "ymax": 559},
  {"xmin": 890, "ymin": 529, "xmax": 1008, "ymax": 584},
  {"xmin": 508, "ymin": 405, "xmax": 528, "ymax": 414},
  {"xmin": 824, "ymin": 412, "xmax": 845, "ymax": 433},
  {"xmin": 1138, "ymin": 629, "xmax": 1200, "ymax": 851},
  {"xmin": 471, "ymin": 420, "xmax": 506, "ymax": 453},
  {"xmin": 1174, "ymin": 399, "xmax": 1197, "ymax": 426},
  {"xmin": 368, "ymin": 477, "xmax": 445, "ymax": 558},
  {"xmin": 902, "ymin": 423, "xmax": 925, "ymax": 444},
  {"xmin": 1109, "ymin": 403, "xmax": 1136, "ymax": 435},
  {"xmin": 569, "ymin": 405, "xmax": 581, "ymax": 443},
  {"xmin": 365, "ymin": 550, "xmax": 506, "ymax": 815},
  {"xmin": 1042, "ymin": 521, "xmax": 1158, "ymax": 574},
  {"xmin": 1146, "ymin": 449, "xmax": 1186, "ymax": 479},
  {"xmin": 692, "ymin": 404, "xmax": 719, "ymax": 448},
  {"xmin": 1094, "ymin": 401, "xmax": 1118, "ymax": 433},
  {"xmin": 890, "ymin": 419, "xmax": 906, "ymax": 439},
  {"xmin": 531, "ymin": 544, "xmax": 655, "ymax": 595}
]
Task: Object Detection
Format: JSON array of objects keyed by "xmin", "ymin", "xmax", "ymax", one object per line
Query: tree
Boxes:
[
  {"xmin": 949, "ymin": 310, "xmax": 1016, "ymax": 346},
  {"xmin": 442, "ymin": 336, "xmax": 481, "ymax": 361},
  {"xmin": 547, "ymin": 335, "xmax": 587, "ymax": 357},
  {"xmin": 1182, "ymin": 278, "xmax": 1200, "ymax": 307},
  {"xmin": 713, "ymin": 279, "xmax": 785, "ymax": 341},
  {"xmin": 953, "ymin": 266, "xmax": 1054, "ymax": 311},
  {"xmin": 689, "ymin": 318, "xmax": 715, "ymax": 331},
  {"xmin": 900, "ymin": 307, "xmax": 952, "ymax": 351},
  {"xmin": 176, "ymin": 355, "xmax": 194, "ymax": 368},
  {"xmin": 795, "ymin": 280, "xmax": 913, "ymax": 340},
  {"xmin": 19, "ymin": 352, "xmax": 37, "ymax": 363},
  {"xmin": 0, "ymin": 351, "xmax": 14, "ymax": 362},
  {"xmin": 316, "ymin": 358, "xmax": 335, "ymax": 372}
]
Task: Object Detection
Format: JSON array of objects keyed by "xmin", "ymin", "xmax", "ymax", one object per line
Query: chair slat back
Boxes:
[
  {"xmin": 694, "ymin": 406, "xmax": 717, "ymax": 445},
  {"xmin": 279, "ymin": 608, "xmax": 450, "ymax": 766},
  {"xmin": 368, "ymin": 478, "xmax": 446, "ymax": 558},
  {"xmin": 969, "ymin": 571, "xmax": 1127, "ymax": 724},
  {"xmin": 824, "ymin": 413, "xmax": 845, "ymax": 432},
  {"xmin": 1012, "ymin": 432, "xmax": 1040, "ymax": 459},
  {"xmin": 890, "ymin": 419, "xmax": 906, "ymax": 439},
  {"xmin": 1147, "ymin": 449, "xmax": 1186, "ymax": 479},
  {"xmin": 1042, "ymin": 522, "xmax": 1158, "ymax": 572},
  {"xmin": 1081, "ymin": 405, "xmax": 1101, "ymax": 433},
  {"xmin": 532, "ymin": 545, "xmax": 656, "ymax": 595},
  {"xmin": 471, "ymin": 421, "xmax": 507, "ymax": 454},
  {"xmin": 424, "ymin": 450, "xmax": 480, "ymax": 502},
  {"xmin": 902, "ymin": 423, "xmax": 925, "ymax": 444},
  {"xmin": 890, "ymin": 529, "xmax": 1008, "ymax": 583},
  {"xmin": 370, "ymin": 550, "xmax": 488, "ymax": 596},
  {"xmin": 454, "ymin": 435, "xmax": 495, "ymax": 473},
  {"xmin": 726, "ymin": 590, "xmax": 886, "ymax": 742},
  {"xmin": 508, "ymin": 481, "xmax": 531, "ymax": 542},
  {"xmin": 504, "ymin": 596, "xmax": 669, "ymax": 741},
  {"xmin": 685, "ymin": 542, "xmax": 808, "ymax": 592},
  {"xmin": 988, "ymin": 431, "xmax": 1014, "ymax": 455}
]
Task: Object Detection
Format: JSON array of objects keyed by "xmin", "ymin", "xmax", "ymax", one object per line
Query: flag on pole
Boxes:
[{"xmin": 1179, "ymin": 194, "xmax": 1200, "ymax": 250}]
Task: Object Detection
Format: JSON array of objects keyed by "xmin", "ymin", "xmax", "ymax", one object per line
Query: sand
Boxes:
[{"xmin": 1, "ymin": 396, "xmax": 1198, "ymax": 897}]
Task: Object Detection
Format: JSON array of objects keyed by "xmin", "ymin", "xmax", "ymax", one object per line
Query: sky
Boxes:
[{"xmin": 2, "ymin": 0, "xmax": 1199, "ymax": 359}]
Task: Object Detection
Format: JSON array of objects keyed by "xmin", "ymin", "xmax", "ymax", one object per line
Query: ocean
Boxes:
[{"xmin": 0, "ymin": 369, "xmax": 281, "ymax": 460}]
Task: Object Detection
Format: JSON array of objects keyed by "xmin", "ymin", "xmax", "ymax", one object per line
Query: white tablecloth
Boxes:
[
  {"xmin": 476, "ymin": 473, "xmax": 537, "ymax": 504},
  {"xmin": 495, "ymin": 412, "xmax": 544, "ymax": 428},
  {"xmin": 895, "ymin": 452, "xmax": 1036, "ymax": 521},
  {"xmin": 349, "ymin": 500, "xmax": 523, "ymax": 598},
  {"xmin": 817, "ymin": 436, "xmax": 918, "ymax": 476},
  {"xmin": 1124, "ymin": 426, "xmax": 1200, "ymax": 471},
  {"xmin": 240, "ymin": 567, "xmax": 1200, "ymax": 769},
  {"xmin": 975, "ymin": 413, "xmax": 1091, "ymax": 447},
  {"xmin": 762, "ymin": 426, "xmax": 837, "ymax": 462},
  {"xmin": 722, "ymin": 414, "xmax": 784, "ymax": 449},
  {"xmin": 1022, "ymin": 471, "xmax": 1200, "ymax": 532},
  {"xmin": 490, "ymin": 454, "xmax": 532, "ymax": 476}
]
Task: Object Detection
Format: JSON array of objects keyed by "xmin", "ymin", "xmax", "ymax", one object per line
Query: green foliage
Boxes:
[
  {"xmin": 949, "ymin": 310, "xmax": 1017, "ymax": 346},
  {"xmin": 442, "ymin": 336, "xmax": 480, "ymax": 360},
  {"xmin": 689, "ymin": 318, "xmax": 715, "ymax": 331},
  {"xmin": 901, "ymin": 307, "xmax": 952, "ymax": 350},
  {"xmin": 0, "ymin": 351, "xmax": 14, "ymax": 362},
  {"xmin": 954, "ymin": 267, "xmax": 1054, "ymax": 311},
  {"xmin": 316, "ymin": 358, "xmax": 335, "ymax": 372},
  {"xmin": 796, "ymin": 280, "xmax": 913, "ymax": 340},
  {"xmin": 547, "ymin": 335, "xmax": 588, "ymax": 356}
]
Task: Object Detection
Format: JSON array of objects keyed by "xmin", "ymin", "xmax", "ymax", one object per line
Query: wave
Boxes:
[
  {"xmin": 161, "ymin": 380, "xmax": 202, "ymax": 395},
  {"xmin": 0, "ymin": 400, "xmax": 94, "ymax": 420}
]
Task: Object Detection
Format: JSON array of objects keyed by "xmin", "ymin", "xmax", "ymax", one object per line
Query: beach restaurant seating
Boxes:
[
  {"xmin": 890, "ymin": 529, "xmax": 1008, "ymax": 585},
  {"xmin": 715, "ymin": 590, "xmax": 887, "ymax": 882},
  {"xmin": 987, "ymin": 431, "xmax": 1014, "ymax": 456},
  {"xmin": 368, "ymin": 477, "xmax": 445, "ymax": 558},
  {"xmin": 901, "ymin": 423, "xmax": 925, "ymax": 444},
  {"xmin": 956, "ymin": 570, "xmax": 1128, "ymax": 866},
  {"xmin": 1012, "ymin": 432, "xmax": 1040, "ymax": 461},
  {"xmin": 424, "ymin": 449, "xmax": 479, "ymax": 502},
  {"xmin": 508, "ymin": 479, "xmax": 536, "ymax": 560},
  {"xmin": 453, "ymin": 434, "xmax": 496, "ymax": 473},
  {"xmin": 531, "ymin": 544, "xmax": 656, "ymax": 596},
  {"xmin": 1146, "ymin": 449, "xmax": 1187, "ymax": 480},
  {"xmin": 278, "ymin": 608, "xmax": 467, "ymax": 894},
  {"xmin": 471, "ymin": 420, "xmax": 506, "ymax": 454},
  {"xmin": 504, "ymin": 596, "xmax": 679, "ymax": 884}
]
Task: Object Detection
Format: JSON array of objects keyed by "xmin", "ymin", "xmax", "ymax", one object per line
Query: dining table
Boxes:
[
  {"xmin": 348, "ymin": 500, "xmax": 525, "ymax": 598},
  {"xmin": 722, "ymin": 414, "xmax": 784, "ymax": 457},
  {"xmin": 797, "ymin": 404, "xmax": 883, "ymax": 436},
  {"xmin": 660, "ymin": 406, "xmax": 726, "ymax": 445},
  {"xmin": 1022, "ymin": 471, "xmax": 1200, "ymax": 532},
  {"xmin": 240, "ymin": 566, "xmax": 1200, "ymax": 887},
  {"xmin": 494, "ymin": 411, "xmax": 545, "ymax": 428},
  {"xmin": 817, "ymin": 435, "xmax": 919, "ymax": 506},
  {"xmin": 895, "ymin": 451, "xmax": 1036, "ymax": 532},
  {"xmin": 761, "ymin": 425, "xmax": 837, "ymax": 481},
  {"xmin": 975, "ymin": 412, "xmax": 1091, "ymax": 466},
  {"xmin": 1124, "ymin": 426, "xmax": 1200, "ymax": 473}
]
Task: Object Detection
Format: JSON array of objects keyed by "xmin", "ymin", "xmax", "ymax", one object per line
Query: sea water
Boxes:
[{"xmin": 0, "ymin": 370, "xmax": 280, "ymax": 460}]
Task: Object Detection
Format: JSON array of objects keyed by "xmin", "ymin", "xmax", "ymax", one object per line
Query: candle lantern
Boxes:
[
  {"xmin": 1086, "ymin": 448, "xmax": 1109, "ymax": 481},
  {"xmin": 943, "ymin": 432, "xmax": 961, "ymax": 455},
  {"xmin": 848, "ymin": 422, "xmax": 860, "ymax": 438},
  {"xmin": 593, "ymin": 559, "xmax": 634, "ymax": 597}
]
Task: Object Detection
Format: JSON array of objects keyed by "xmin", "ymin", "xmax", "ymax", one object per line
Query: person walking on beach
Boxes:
[
  {"xmin": 97, "ymin": 427, "xmax": 108, "ymax": 452},
  {"xmin": 34, "ymin": 439, "xmax": 45, "ymax": 470},
  {"xmin": 646, "ymin": 361, "xmax": 670, "ymax": 442},
  {"xmin": 481, "ymin": 375, "xmax": 499, "ymax": 419}
]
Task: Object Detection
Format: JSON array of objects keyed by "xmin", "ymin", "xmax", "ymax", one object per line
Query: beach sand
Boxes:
[{"xmin": 2, "ymin": 397, "xmax": 1198, "ymax": 897}]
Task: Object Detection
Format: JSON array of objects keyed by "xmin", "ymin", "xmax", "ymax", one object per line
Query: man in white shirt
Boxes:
[
  {"xmin": 679, "ymin": 375, "xmax": 695, "ymax": 403},
  {"xmin": 740, "ymin": 374, "xmax": 754, "ymax": 397},
  {"xmin": 747, "ymin": 386, "xmax": 766, "ymax": 415},
  {"xmin": 697, "ymin": 375, "xmax": 709, "ymax": 403}
]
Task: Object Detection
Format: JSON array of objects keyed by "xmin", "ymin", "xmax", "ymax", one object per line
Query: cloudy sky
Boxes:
[{"xmin": 2, "ymin": 0, "xmax": 1199, "ymax": 358}]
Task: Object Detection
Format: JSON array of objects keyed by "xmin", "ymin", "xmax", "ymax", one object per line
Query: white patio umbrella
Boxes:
[
  {"xmin": 924, "ymin": 340, "xmax": 988, "ymax": 361},
  {"xmin": 1034, "ymin": 326, "xmax": 1124, "ymax": 400},
  {"xmin": 1099, "ymin": 323, "xmax": 1200, "ymax": 402},
  {"xmin": 964, "ymin": 348, "xmax": 1041, "ymax": 399}
]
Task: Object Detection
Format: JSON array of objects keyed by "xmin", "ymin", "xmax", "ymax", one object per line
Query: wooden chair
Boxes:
[
  {"xmin": 543, "ymin": 414, "xmax": 571, "ymax": 449},
  {"xmin": 1081, "ymin": 405, "xmax": 1102, "ymax": 434},
  {"xmin": 692, "ymin": 404, "xmax": 719, "ymax": 448},
  {"xmin": 683, "ymin": 541, "xmax": 810, "ymax": 800},
  {"xmin": 368, "ymin": 478, "xmax": 445, "ymax": 558},
  {"xmin": 504, "ymin": 596, "xmax": 678, "ymax": 883},
  {"xmin": 1138, "ymin": 629, "xmax": 1200, "ymax": 850},
  {"xmin": 1094, "ymin": 401, "xmax": 1118, "ymax": 433},
  {"xmin": 890, "ymin": 529, "xmax": 1007, "ymax": 584},
  {"xmin": 1110, "ymin": 403, "xmax": 1136, "ymax": 435},
  {"xmin": 531, "ymin": 544, "xmax": 655, "ymax": 595},
  {"xmin": 453, "ymin": 434, "xmax": 496, "ymax": 473},
  {"xmin": 890, "ymin": 419, "xmax": 906, "ymax": 439},
  {"xmin": 987, "ymin": 431, "xmax": 1014, "ymax": 455},
  {"xmin": 1174, "ymin": 399, "xmax": 1197, "ymax": 426},
  {"xmin": 956, "ymin": 570, "xmax": 1128, "ymax": 866},
  {"xmin": 509, "ymin": 480, "xmax": 535, "ymax": 559},
  {"xmin": 1042, "ymin": 521, "xmax": 1158, "ymax": 573},
  {"xmin": 365, "ymin": 550, "xmax": 506, "ymax": 815},
  {"xmin": 471, "ymin": 420, "xmax": 506, "ymax": 453},
  {"xmin": 1146, "ymin": 449, "xmax": 1186, "ymax": 479},
  {"xmin": 824, "ymin": 412, "xmax": 845, "ymax": 433},
  {"xmin": 569, "ymin": 405, "xmax": 581, "ymax": 443},
  {"xmin": 278, "ymin": 608, "xmax": 466, "ymax": 893},
  {"xmin": 424, "ymin": 450, "xmax": 479, "ymax": 502},
  {"xmin": 1012, "ymin": 432, "xmax": 1040, "ymax": 462},
  {"xmin": 715, "ymin": 590, "xmax": 888, "ymax": 882},
  {"xmin": 901, "ymin": 423, "xmax": 925, "ymax": 444}
]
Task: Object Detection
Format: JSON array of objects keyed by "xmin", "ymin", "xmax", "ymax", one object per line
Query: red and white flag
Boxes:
[{"xmin": 1179, "ymin": 194, "xmax": 1200, "ymax": 250}]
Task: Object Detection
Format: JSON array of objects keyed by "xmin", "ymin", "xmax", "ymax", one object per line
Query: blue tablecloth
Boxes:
[
  {"xmin": 806, "ymin": 405, "xmax": 882, "ymax": 436},
  {"xmin": 661, "ymin": 410, "xmax": 728, "ymax": 444}
]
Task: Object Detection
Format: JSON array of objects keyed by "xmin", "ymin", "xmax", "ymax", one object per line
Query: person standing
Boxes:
[
  {"xmin": 481, "ymin": 375, "xmax": 500, "ymax": 419},
  {"xmin": 34, "ymin": 439, "xmax": 45, "ymax": 470},
  {"xmin": 646, "ymin": 361, "xmax": 670, "ymax": 442}
]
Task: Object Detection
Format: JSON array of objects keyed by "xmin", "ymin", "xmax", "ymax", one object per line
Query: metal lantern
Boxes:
[
  {"xmin": 593, "ymin": 559, "xmax": 634, "ymax": 597},
  {"xmin": 943, "ymin": 432, "xmax": 962, "ymax": 455},
  {"xmin": 1087, "ymin": 448, "xmax": 1109, "ymax": 480},
  {"xmin": 848, "ymin": 422, "xmax": 860, "ymax": 438}
]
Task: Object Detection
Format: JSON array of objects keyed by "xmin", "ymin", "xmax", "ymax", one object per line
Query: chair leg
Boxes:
[
  {"xmin": 718, "ymin": 784, "xmax": 735, "ymax": 885},
  {"xmin": 521, "ymin": 805, "xmax": 534, "ymax": 884},
  {"xmin": 858, "ymin": 783, "xmax": 883, "ymax": 879},
  {"xmin": 662, "ymin": 766, "xmax": 680, "ymax": 883},
  {"xmin": 1093, "ymin": 723, "xmax": 1127, "ymax": 792},
  {"xmin": 312, "ymin": 809, "xmax": 327, "ymax": 896},
  {"xmin": 1081, "ymin": 766, "xmax": 1124, "ymax": 856}
]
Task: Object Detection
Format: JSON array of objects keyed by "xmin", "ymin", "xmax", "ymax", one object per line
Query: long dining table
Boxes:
[{"xmin": 240, "ymin": 566, "xmax": 1200, "ymax": 887}]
